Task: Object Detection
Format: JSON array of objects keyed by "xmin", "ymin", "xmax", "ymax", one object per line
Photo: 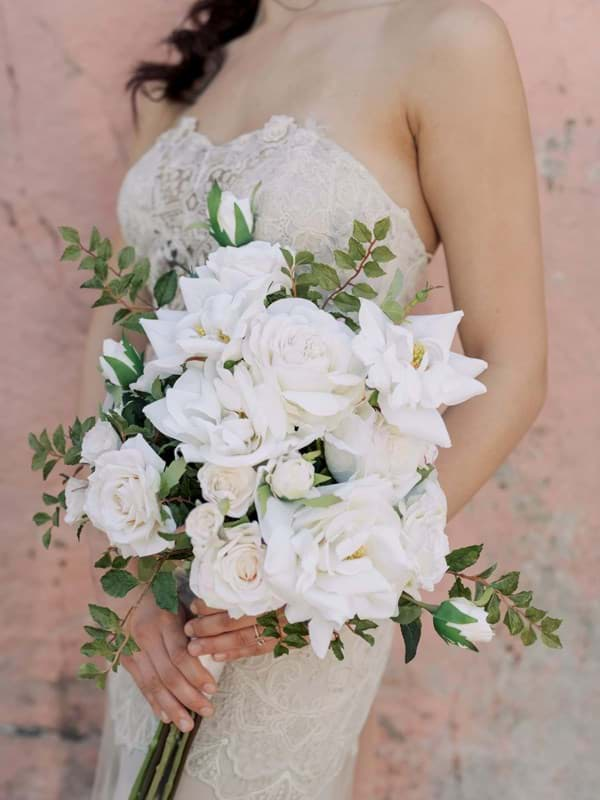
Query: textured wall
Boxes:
[{"xmin": 0, "ymin": 1, "xmax": 598, "ymax": 798}]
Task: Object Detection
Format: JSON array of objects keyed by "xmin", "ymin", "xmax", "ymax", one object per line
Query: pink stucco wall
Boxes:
[{"xmin": 1, "ymin": 1, "xmax": 598, "ymax": 797}]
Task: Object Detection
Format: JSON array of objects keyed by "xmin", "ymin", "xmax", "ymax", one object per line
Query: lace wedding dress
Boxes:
[{"xmin": 91, "ymin": 113, "xmax": 430, "ymax": 800}]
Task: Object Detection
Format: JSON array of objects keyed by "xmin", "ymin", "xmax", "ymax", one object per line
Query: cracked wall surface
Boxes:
[{"xmin": 1, "ymin": 1, "xmax": 598, "ymax": 798}]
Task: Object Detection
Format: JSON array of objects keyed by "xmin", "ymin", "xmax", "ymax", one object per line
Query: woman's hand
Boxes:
[
  {"xmin": 121, "ymin": 591, "xmax": 217, "ymax": 732},
  {"xmin": 184, "ymin": 600, "xmax": 280, "ymax": 662}
]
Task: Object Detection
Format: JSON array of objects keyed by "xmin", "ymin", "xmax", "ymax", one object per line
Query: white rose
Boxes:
[
  {"xmin": 436, "ymin": 597, "xmax": 495, "ymax": 646},
  {"xmin": 397, "ymin": 475, "xmax": 449, "ymax": 597},
  {"xmin": 145, "ymin": 360, "xmax": 314, "ymax": 467},
  {"xmin": 267, "ymin": 453, "xmax": 315, "ymax": 500},
  {"xmin": 64, "ymin": 477, "xmax": 88, "ymax": 525},
  {"xmin": 84, "ymin": 435, "xmax": 175, "ymax": 556},
  {"xmin": 324, "ymin": 403, "xmax": 436, "ymax": 500},
  {"xmin": 180, "ymin": 240, "xmax": 290, "ymax": 296},
  {"xmin": 185, "ymin": 503, "xmax": 224, "ymax": 557},
  {"xmin": 99, "ymin": 339, "xmax": 140, "ymax": 387},
  {"xmin": 197, "ymin": 463, "xmax": 257, "ymax": 517},
  {"xmin": 217, "ymin": 190, "xmax": 254, "ymax": 245},
  {"xmin": 261, "ymin": 476, "xmax": 415, "ymax": 658},
  {"xmin": 352, "ymin": 299, "xmax": 487, "ymax": 447},
  {"xmin": 189, "ymin": 522, "xmax": 280, "ymax": 617},
  {"xmin": 81, "ymin": 421, "xmax": 121, "ymax": 466},
  {"xmin": 242, "ymin": 297, "xmax": 365, "ymax": 431}
]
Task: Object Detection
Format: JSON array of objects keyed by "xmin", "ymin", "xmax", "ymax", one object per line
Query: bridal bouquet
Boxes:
[{"xmin": 30, "ymin": 182, "xmax": 562, "ymax": 798}]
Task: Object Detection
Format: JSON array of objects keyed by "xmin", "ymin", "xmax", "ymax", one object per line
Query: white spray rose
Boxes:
[
  {"xmin": 189, "ymin": 522, "xmax": 280, "ymax": 618},
  {"xmin": 81, "ymin": 421, "xmax": 121, "ymax": 466},
  {"xmin": 324, "ymin": 403, "xmax": 436, "ymax": 500},
  {"xmin": 242, "ymin": 297, "xmax": 365, "ymax": 431},
  {"xmin": 437, "ymin": 597, "xmax": 495, "ymax": 646},
  {"xmin": 261, "ymin": 476, "xmax": 415, "ymax": 658},
  {"xmin": 217, "ymin": 190, "xmax": 253, "ymax": 245},
  {"xmin": 84, "ymin": 435, "xmax": 175, "ymax": 557},
  {"xmin": 185, "ymin": 503, "xmax": 224, "ymax": 557},
  {"xmin": 266, "ymin": 453, "xmax": 315, "ymax": 500},
  {"xmin": 397, "ymin": 475, "xmax": 450, "ymax": 597},
  {"xmin": 64, "ymin": 477, "xmax": 88, "ymax": 525},
  {"xmin": 197, "ymin": 463, "xmax": 258, "ymax": 517}
]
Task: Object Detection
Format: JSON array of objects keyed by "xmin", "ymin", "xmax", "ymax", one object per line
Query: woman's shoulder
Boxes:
[{"xmin": 127, "ymin": 89, "xmax": 186, "ymax": 165}]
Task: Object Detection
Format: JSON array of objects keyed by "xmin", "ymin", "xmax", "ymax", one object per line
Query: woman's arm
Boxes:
[{"xmin": 409, "ymin": 3, "xmax": 547, "ymax": 518}]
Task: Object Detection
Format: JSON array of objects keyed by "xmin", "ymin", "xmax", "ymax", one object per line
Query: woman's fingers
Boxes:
[
  {"xmin": 184, "ymin": 611, "xmax": 255, "ymax": 639},
  {"xmin": 212, "ymin": 640, "xmax": 277, "ymax": 662},
  {"xmin": 162, "ymin": 624, "xmax": 218, "ymax": 697},
  {"xmin": 190, "ymin": 599, "xmax": 222, "ymax": 616},
  {"xmin": 126, "ymin": 652, "xmax": 195, "ymax": 732},
  {"xmin": 153, "ymin": 636, "xmax": 215, "ymax": 720},
  {"xmin": 187, "ymin": 624, "xmax": 260, "ymax": 657}
]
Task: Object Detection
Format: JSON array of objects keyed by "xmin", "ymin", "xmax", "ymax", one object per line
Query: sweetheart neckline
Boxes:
[{"xmin": 172, "ymin": 112, "xmax": 432, "ymax": 259}]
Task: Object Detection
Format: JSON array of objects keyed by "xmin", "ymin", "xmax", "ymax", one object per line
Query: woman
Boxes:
[{"xmin": 86, "ymin": 1, "xmax": 547, "ymax": 797}]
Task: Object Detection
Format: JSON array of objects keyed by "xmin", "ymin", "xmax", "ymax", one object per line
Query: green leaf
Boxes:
[
  {"xmin": 504, "ymin": 607, "xmax": 524, "ymax": 636},
  {"xmin": 474, "ymin": 586, "xmax": 495, "ymax": 607},
  {"xmin": 510, "ymin": 591, "xmax": 533, "ymax": 608},
  {"xmin": 280, "ymin": 248, "xmax": 294, "ymax": 268},
  {"xmin": 363, "ymin": 260, "xmax": 385, "ymax": 278},
  {"xmin": 273, "ymin": 643, "xmax": 290, "ymax": 658},
  {"xmin": 521, "ymin": 626, "xmax": 537, "ymax": 646},
  {"xmin": 541, "ymin": 617, "xmax": 562, "ymax": 634},
  {"xmin": 255, "ymin": 483, "xmax": 272, "ymax": 517},
  {"xmin": 153, "ymin": 270, "xmax": 178, "ymax": 308},
  {"xmin": 80, "ymin": 639, "xmax": 114, "ymax": 659},
  {"xmin": 368, "ymin": 389, "xmax": 379, "ymax": 408},
  {"xmin": 282, "ymin": 633, "xmax": 309, "ymax": 649},
  {"xmin": 446, "ymin": 544, "xmax": 483, "ymax": 572},
  {"xmin": 352, "ymin": 220, "xmax": 372, "ymax": 243},
  {"xmin": 111, "ymin": 555, "xmax": 131, "ymax": 570},
  {"xmin": 63, "ymin": 447, "xmax": 81, "ymax": 466},
  {"xmin": 333, "ymin": 250, "xmax": 356, "ymax": 270},
  {"xmin": 42, "ymin": 493, "xmax": 58, "ymax": 506},
  {"xmin": 79, "ymin": 255, "xmax": 96, "ymax": 271},
  {"xmin": 400, "ymin": 619, "xmax": 422, "ymax": 664},
  {"xmin": 312, "ymin": 262, "xmax": 340, "ymax": 291},
  {"xmin": 295, "ymin": 250, "xmax": 314, "ymax": 266},
  {"xmin": 371, "ymin": 245, "xmax": 395, "ymax": 263},
  {"xmin": 78, "ymin": 662, "xmax": 102, "ymax": 680},
  {"xmin": 100, "ymin": 569, "xmax": 139, "ymax": 598},
  {"xmin": 59, "ymin": 226, "xmax": 80, "ymax": 244},
  {"xmin": 332, "ymin": 292, "xmax": 360, "ymax": 313},
  {"xmin": 329, "ymin": 637, "xmax": 345, "ymax": 661},
  {"xmin": 61, "ymin": 244, "xmax": 82, "ymax": 262},
  {"xmin": 33, "ymin": 512, "xmax": 51, "ymax": 526},
  {"xmin": 313, "ymin": 473, "xmax": 332, "ymax": 486},
  {"xmin": 102, "ymin": 356, "xmax": 138, "ymax": 388},
  {"xmin": 89, "ymin": 227, "xmax": 101, "ymax": 251},
  {"xmin": 298, "ymin": 494, "xmax": 342, "ymax": 508},
  {"xmin": 391, "ymin": 600, "xmax": 422, "ymax": 625},
  {"xmin": 121, "ymin": 311, "xmax": 156, "ymax": 335},
  {"xmin": 84, "ymin": 626, "xmax": 109, "ymax": 640},
  {"xmin": 91, "ymin": 291, "xmax": 115, "ymax": 309},
  {"xmin": 122, "ymin": 636, "xmax": 141, "ymax": 656},
  {"xmin": 347, "ymin": 237, "xmax": 366, "ymax": 261},
  {"xmin": 94, "ymin": 552, "xmax": 112, "ymax": 569},
  {"xmin": 491, "ymin": 572, "xmax": 520, "ymax": 595},
  {"xmin": 233, "ymin": 202, "xmax": 253, "ymax": 246},
  {"xmin": 160, "ymin": 458, "xmax": 187, "ymax": 497},
  {"xmin": 381, "ymin": 299, "xmax": 405, "ymax": 323},
  {"xmin": 80, "ymin": 276, "xmax": 104, "ymax": 290},
  {"xmin": 130, "ymin": 258, "xmax": 151, "ymax": 301},
  {"xmin": 52, "ymin": 425, "xmax": 66, "ymax": 455},
  {"xmin": 137, "ymin": 556, "xmax": 157, "ymax": 583},
  {"xmin": 541, "ymin": 632, "xmax": 563, "ymax": 650},
  {"xmin": 486, "ymin": 592, "xmax": 501, "ymax": 624},
  {"xmin": 52, "ymin": 507, "xmax": 60, "ymax": 526},
  {"xmin": 118, "ymin": 246, "xmax": 135, "ymax": 271},
  {"xmin": 351, "ymin": 283, "xmax": 377, "ymax": 299},
  {"xmin": 42, "ymin": 458, "xmax": 59, "ymax": 479},
  {"xmin": 96, "ymin": 238, "xmax": 112, "ymax": 261},
  {"xmin": 151, "ymin": 571, "xmax": 179, "ymax": 614},
  {"xmin": 476, "ymin": 563, "xmax": 497, "ymax": 580},
  {"xmin": 373, "ymin": 217, "xmax": 391, "ymax": 240},
  {"xmin": 42, "ymin": 530, "xmax": 52, "ymax": 549},
  {"xmin": 282, "ymin": 621, "xmax": 309, "ymax": 637},
  {"xmin": 448, "ymin": 577, "xmax": 472, "ymax": 600},
  {"xmin": 89, "ymin": 604, "xmax": 121, "ymax": 632}
]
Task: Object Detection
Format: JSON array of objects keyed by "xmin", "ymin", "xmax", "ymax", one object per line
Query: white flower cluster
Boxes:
[{"xmin": 67, "ymin": 188, "xmax": 489, "ymax": 658}]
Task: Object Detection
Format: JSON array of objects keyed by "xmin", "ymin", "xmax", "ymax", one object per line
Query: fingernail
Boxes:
[
  {"xmin": 179, "ymin": 717, "xmax": 193, "ymax": 733},
  {"xmin": 190, "ymin": 601, "xmax": 199, "ymax": 614},
  {"xmin": 160, "ymin": 711, "xmax": 170, "ymax": 723},
  {"xmin": 184, "ymin": 624, "xmax": 194, "ymax": 636},
  {"xmin": 213, "ymin": 654, "xmax": 226, "ymax": 662},
  {"xmin": 203, "ymin": 683, "xmax": 217, "ymax": 695}
]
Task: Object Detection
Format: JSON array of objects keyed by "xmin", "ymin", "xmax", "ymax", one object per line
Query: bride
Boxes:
[{"xmin": 84, "ymin": 1, "xmax": 547, "ymax": 798}]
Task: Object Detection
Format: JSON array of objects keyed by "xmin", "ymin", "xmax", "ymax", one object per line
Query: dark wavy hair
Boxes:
[{"xmin": 127, "ymin": 1, "xmax": 260, "ymax": 113}]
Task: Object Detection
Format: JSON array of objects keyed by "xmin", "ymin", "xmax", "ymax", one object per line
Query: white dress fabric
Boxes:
[{"xmin": 91, "ymin": 113, "xmax": 430, "ymax": 800}]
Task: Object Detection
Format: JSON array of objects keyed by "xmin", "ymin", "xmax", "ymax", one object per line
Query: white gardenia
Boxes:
[
  {"xmin": 446, "ymin": 597, "xmax": 495, "ymax": 644},
  {"xmin": 217, "ymin": 190, "xmax": 253, "ymax": 244},
  {"xmin": 397, "ymin": 475, "xmax": 450, "ymax": 597},
  {"xmin": 180, "ymin": 240, "xmax": 290, "ymax": 297},
  {"xmin": 84, "ymin": 435, "xmax": 175, "ymax": 557},
  {"xmin": 260, "ymin": 476, "xmax": 415, "ymax": 658},
  {"xmin": 189, "ymin": 522, "xmax": 280, "ymax": 617},
  {"xmin": 185, "ymin": 503, "xmax": 224, "ymax": 557},
  {"xmin": 197, "ymin": 463, "xmax": 258, "ymax": 517},
  {"xmin": 100, "ymin": 339, "xmax": 138, "ymax": 386},
  {"xmin": 145, "ymin": 360, "xmax": 314, "ymax": 467},
  {"xmin": 242, "ymin": 297, "xmax": 366, "ymax": 431},
  {"xmin": 80, "ymin": 421, "xmax": 121, "ymax": 466},
  {"xmin": 267, "ymin": 452, "xmax": 315, "ymax": 500},
  {"xmin": 324, "ymin": 402, "xmax": 436, "ymax": 501},
  {"xmin": 352, "ymin": 300, "xmax": 488, "ymax": 447},
  {"xmin": 64, "ymin": 477, "xmax": 88, "ymax": 524}
]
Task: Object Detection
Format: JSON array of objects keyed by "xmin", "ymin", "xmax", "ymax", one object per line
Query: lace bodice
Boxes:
[
  {"xmin": 102, "ymin": 114, "xmax": 429, "ymax": 800},
  {"xmin": 117, "ymin": 113, "xmax": 430, "ymax": 310}
]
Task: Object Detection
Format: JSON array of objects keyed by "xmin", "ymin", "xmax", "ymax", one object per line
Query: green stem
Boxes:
[
  {"xmin": 401, "ymin": 594, "xmax": 438, "ymax": 614},
  {"xmin": 162, "ymin": 712, "xmax": 201, "ymax": 799},
  {"xmin": 146, "ymin": 724, "xmax": 180, "ymax": 799},
  {"xmin": 128, "ymin": 721, "xmax": 167, "ymax": 800}
]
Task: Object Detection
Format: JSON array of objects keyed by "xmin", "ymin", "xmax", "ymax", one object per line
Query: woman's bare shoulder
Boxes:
[{"xmin": 128, "ymin": 89, "xmax": 185, "ymax": 164}]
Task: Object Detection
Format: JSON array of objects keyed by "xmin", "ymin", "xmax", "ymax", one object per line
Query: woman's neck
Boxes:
[{"xmin": 258, "ymin": 0, "xmax": 395, "ymax": 24}]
